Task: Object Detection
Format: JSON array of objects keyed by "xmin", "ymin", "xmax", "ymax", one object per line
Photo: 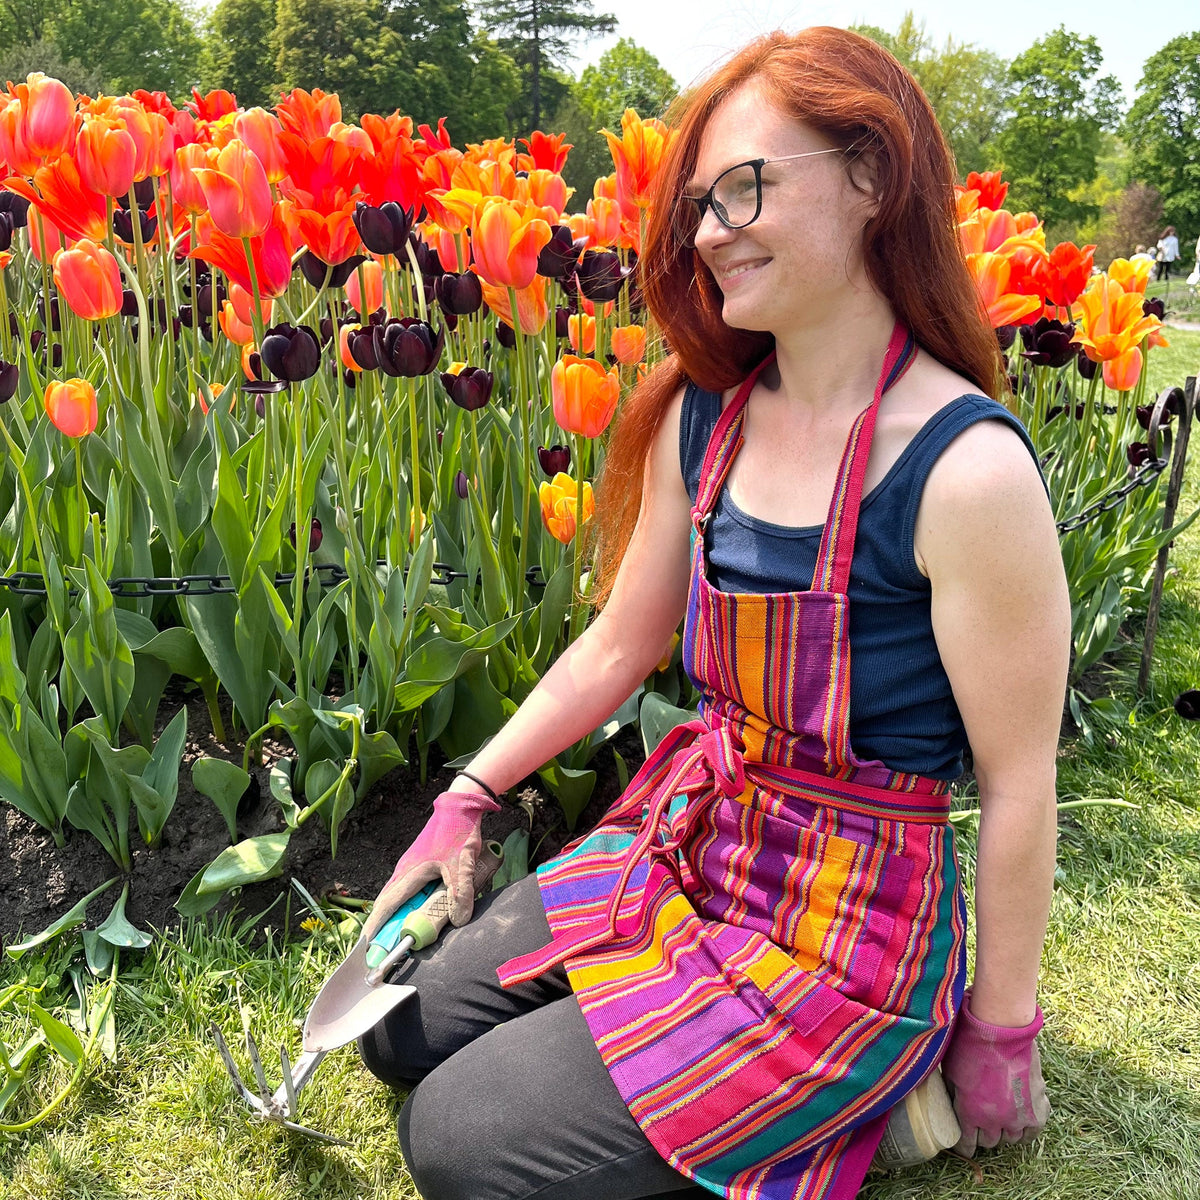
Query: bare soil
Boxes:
[{"xmin": 0, "ymin": 683, "xmax": 642, "ymax": 947}]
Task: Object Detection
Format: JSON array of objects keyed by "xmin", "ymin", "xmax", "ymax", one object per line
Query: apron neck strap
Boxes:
[{"xmin": 811, "ymin": 322, "xmax": 916, "ymax": 593}]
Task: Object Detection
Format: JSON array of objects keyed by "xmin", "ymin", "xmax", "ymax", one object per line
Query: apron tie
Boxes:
[{"xmin": 497, "ymin": 720, "xmax": 747, "ymax": 987}]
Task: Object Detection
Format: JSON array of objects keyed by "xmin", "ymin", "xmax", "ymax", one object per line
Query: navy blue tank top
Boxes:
[{"xmin": 680, "ymin": 384, "xmax": 1039, "ymax": 780}]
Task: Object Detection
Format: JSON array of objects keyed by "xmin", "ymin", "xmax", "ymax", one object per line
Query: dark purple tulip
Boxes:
[
  {"xmin": 197, "ymin": 281, "xmax": 227, "ymax": 312},
  {"xmin": 994, "ymin": 324, "xmax": 1017, "ymax": 351},
  {"xmin": 440, "ymin": 366, "xmax": 493, "ymax": 411},
  {"xmin": 37, "ymin": 296, "xmax": 62, "ymax": 332},
  {"xmin": 495, "ymin": 321, "xmax": 516, "ymax": 349},
  {"xmin": 0, "ymin": 359, "xmax": 17, "ymax": 403},
  {"xmin": 120, "ymin": 289, "xmax": 139, "ymax": 318},
  {"xmin": 1143, "ymin": 297, "xmax": 1166, "ymax": 320},
  {"xmin": 112, "ymin": 205, "xmax": 157, "ymax": 242},
  {"xmin": 244, "ymin": 351, "xmax": 265, "ymax": 382},
  {"xmin": 1127, "ymin": 442, "xmax": 1152, "ymax": 468},
  {"xmin": 132, "ymin": 178, "xmax": 156, "ymax": 209},
  {"xmin": 260, "ymin": 323, "xmax": 321, "ymax": 382},
  {"xmin": 436, "ymin": 428, "xmax": 443, "ymax": 448},
  {"xmin": 373, "ymin": 317, "xmax": 445, "ymax": 376},
  {"xmin": 537, "ymin": 224, "xmax": 587, "ymax": 279},
  {"xmin": 0, "ymin": 191, "xmax": 31, "ymax": 227},
  {"xmin": 1076, "ymin": 354, "xmax": 1097, "ymax": 381},
  {"xmin": 353, "ymin": 201, "xmax": 414, "ymax": 256},
  {"xmin": 434, "ymin": 271, "xmax": 483, "ymax": 315},
  {"xmin": 555, "ymin": 306, "xmax": 571, "ymax": 338},
  {"xmin": 454, "ymin": 470, "xmax": 469, "ymax": 499},
  {"xmin": 407, "ymin": 233, "xmax": 444, "ymax": 276},
  {"xmin": 288, "ymin": 518, "xmax": 323, "ymax": 552},
  {"xmin": 576, "ymin": 249, "xmax": 634, "ymax": 302},
  {"xmin": 51, "ymin": 343, "xmax": 62, "ymax": 368},
  {"xmin": 7, "ymin": 314, "xmax": 16, "ymax": 337},
  {"xmin": 1174, "ymin": 690, "xmax": 1200, "ymax": 719},
  {"xmin": 538, "ymin": 444, "xmax": 571, "ymax": 476},
  {"xmin": 347, "ymin": 326, "xmax": 380, "ymax": 371},
  {"xmin": 343, "ymin": 367, "xmax": 357, "ymax": 389},
  {"xmin": 0, "ymin": 211, "xmax": 13, "ymax": 252},
  {"xmin": 1019, "ymin": 317, "xmax": 1078, "ymax": 368},
  {"xmin": 1136, "ymin": 403, "xmax": 1175, "ymax": 430},
  {"xmin": 298, "ymin": 250, "xmax": 365, "ymax": 289}
]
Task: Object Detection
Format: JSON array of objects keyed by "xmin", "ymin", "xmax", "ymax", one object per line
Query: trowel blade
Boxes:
[{"xmin": 302, "ymin": 938, "xmax": 417, "ymax": 1053}]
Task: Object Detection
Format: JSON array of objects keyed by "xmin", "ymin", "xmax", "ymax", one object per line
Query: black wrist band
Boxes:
[{"xmin": 456, "ymin": 769, "xmax": 503, "ymax": 806}]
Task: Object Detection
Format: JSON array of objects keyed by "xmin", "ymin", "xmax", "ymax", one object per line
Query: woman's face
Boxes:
[{"xmin": 688, "ymin": 80, "xmax": 877, "ymax": 336}]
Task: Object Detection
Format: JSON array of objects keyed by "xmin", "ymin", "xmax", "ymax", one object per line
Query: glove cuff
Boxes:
[
  {"xmin": 960, "ymin": 987, "xmax": 1044, "ymax": 1047},
  {"xmin": 433, "ymin": 787, "xmax": 502, "ymax": 816}
]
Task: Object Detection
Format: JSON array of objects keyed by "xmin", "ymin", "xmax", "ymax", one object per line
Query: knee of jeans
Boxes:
[
  {"xmin": 356, "ymin": 1021, "xmax": 425, "ymax": 1089},
  {"xmin": 398, "ymin": 1084, "xmax": 493, "ymax": 1200}
]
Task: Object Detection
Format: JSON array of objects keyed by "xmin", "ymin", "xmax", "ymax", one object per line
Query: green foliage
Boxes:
[
  {"xmin": 993, "ymin": 27, "xmax": 1124, "ymax": 227},
  {"xmin": 199, "ymin": 0, "xmax": 278, "ymax": 108},
  {"xmin": 1124, "ymin": 31, "xmax": 1200, "ymax": 239},
  {"xmin": 475, "ymin": 0, "xmax": 616, "ymax": 131},
  {"xmin": 0, "ymin": 37, "xmax": 104, "ymax": 95},
  {"xmin": 852, "ymin": 13, "xmax": 1009, "ymax": 176}
]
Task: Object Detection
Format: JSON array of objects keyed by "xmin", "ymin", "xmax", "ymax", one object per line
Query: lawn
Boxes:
[{"xmin": 2, "ymin": 335, "xmax": 1199, "ymax": 1200}]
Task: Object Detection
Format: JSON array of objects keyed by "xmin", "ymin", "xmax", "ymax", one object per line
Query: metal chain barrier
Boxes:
[
  {"xmin": 1054, "ymin": 456, "xmax": 1169, "ymax": 534},
  {"xmin": 0, "ymin": 562, "xmax": 548, "ymax": 600}
]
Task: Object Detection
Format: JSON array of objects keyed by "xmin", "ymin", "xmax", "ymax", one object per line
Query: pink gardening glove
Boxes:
[
  {"xmin": 941, "ymin": 988, "xmax": 1051, "ymax": 1155},
  {"xmin": 360, "ymin": 788, "xmax": 500, "ymax": 944}
]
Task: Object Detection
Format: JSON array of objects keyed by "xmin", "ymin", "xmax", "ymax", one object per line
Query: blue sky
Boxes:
[{"xmin": 572, "ymin": 1, "xmax": 1198, "ymax": 108}]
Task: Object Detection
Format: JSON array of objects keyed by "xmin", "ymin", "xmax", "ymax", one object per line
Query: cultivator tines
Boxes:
[{"xmin": 211, "ymin": 1006, "xmax": 345, "ymax": 1145}]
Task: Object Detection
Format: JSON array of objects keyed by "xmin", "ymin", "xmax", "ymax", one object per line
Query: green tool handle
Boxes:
[{"xmin": 398, "ymin": 843, "xmax": 506, "ymax": 950}]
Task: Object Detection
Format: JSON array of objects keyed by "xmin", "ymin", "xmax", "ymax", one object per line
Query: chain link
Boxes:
[
  {"xmin": 0, "ymin": 561, "xmax": 548, "ymax": 600},
  {"xmin": 1054, "ymin": 457, "xmax": 1169, "ymax": 534}
]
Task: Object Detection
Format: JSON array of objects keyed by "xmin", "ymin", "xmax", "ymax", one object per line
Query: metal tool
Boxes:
[{"xmin": 213, "ymin": 842, "xmax": 504, "ymax": 1141}]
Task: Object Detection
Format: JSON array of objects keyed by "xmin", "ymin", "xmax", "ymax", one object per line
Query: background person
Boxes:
[{"xmin": 1156, "ymin": 226, "xmax": 1180, "ymax": 280}]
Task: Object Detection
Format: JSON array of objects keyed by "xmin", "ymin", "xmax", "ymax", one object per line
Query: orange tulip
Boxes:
[
  {"xmin": 218, "ymin": 299, "xmax": 255, "ymax": 345},
  {"xmin": 963, "ymin": 170, "xmax": 1009, "ymax": 212},
  {"xmin": 340, "ymin": 323, "xmax": 363, "ymax": 371},
  {"xmin": 965, "ymin": 252, "xmax": 1043, "ymax": 328},
  {"xmin": 346, "ymin": 259, "xmax": 383, "ymax": 314},
  {"xmin": 44, "ymin": 378, "xmax": 98, "ymax": 437},
  {"xmin": 602, "ymin": 109, "xmax": 673, "ymax": 212},
  {"xmin": 1034, "ymin": 241, "xmax": 1095, "ymax": 307},
  {"xmin": 611, "ymin": 324, "xmax": 646, "ymax": 365},
  {"xmin": 282, "ymin": 198, "xmax": 361, "ymax": 266},
  {"xmin": 191, "ymin": 206, "xmax": 294, "ymax": 298},
  {"xmin": 1101, "ymin": 346, "xmax": 1142, "ymax": 392},
  {"xmin": 520, "ymin": 130, "xmax": 572, "ymax": 173},
  {"xmin": 567, "ymin": 313, "xmax": 595, "ymax": 355},
  {"xmin": 275, "ymin": 88, "xmax": 342, "ymax": 142},
  {"xmin": 525, "ymin": 168, "xmax": 569, "ymax": 216},
  {"xmin": 235, "ymin": 107, "xmax": 288, "ymax": 183},
  {"xmin": 119, "ymin": 104, "xmax": 174, "ymax": 180},
  {"xmin": 26, "ymin": 210, "xmax": 65, "ymax": 263},
  {"xmin": 195, "ymin": 139, "xmax": 273, "ymax": 239},
  {"xmin": 75, "ymin": 117, "xmax": 137, "ymax": 199},
  {"xmin": 171, "ymin": 143, "xmax": 215, "ymax": 215},
  {"xmin": 586, "ymin": 196, "xmax": 621, "ymax": 247},
  {"xmin": 539, "ymin": 471, "xmax": 594, "ymax": 544},
  {"xmin": 53, "ymin": 238, "xmax": 123, "ymax": 320},
  {"xmin": 480, "ymin": 277, "xmax": 548, "ymax": 335},
  {"xmin": 470, "ymin": 196, "xmax": 552, "ymax": 290},
  {"xmin": 196, "ymin": 381, "xmax": 235, "ymax": 415},
  {"xmin": 3, "ymin": 155, "xmax": 108, "ymax": 241},
  {"xmin": 13, "ymin": 73, "xmax": 75, "ymax": 163},
  {"xmin": 1105, "ymin": 257, "xmax": 1152, "ymax": 295},
  {"xmin": 551, "ymin": 355, "xmax": 620, "ymax": 438},
  {"xmin": 1073, "ymin": 275, "xmax": 1161, "ymax": 363},
  {"xmin": 189, "ymin": 88, "xmax": 238, "ymax": 124}
]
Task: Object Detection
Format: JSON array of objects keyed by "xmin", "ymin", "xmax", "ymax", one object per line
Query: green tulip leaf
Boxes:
[
  {"xmin": 197, "ymin": 831, "xmax": 291, "ymax": 895},
  {"xmin": 95, "ymin": 882, "xmax": 152, "ymax": 950},
  {"xmin": 192, "ymin": 757, "xmax": 251, "ymax": 843},
  {"xmin": 4, "ymin": 877, "xmax": 117, "ymax": 960},
  {"xmin": 29, "ymin": 1002, "xmax": 85, "ymax": 1066}
]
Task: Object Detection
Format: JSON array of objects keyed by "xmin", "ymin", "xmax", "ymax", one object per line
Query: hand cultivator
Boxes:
[{"xmin": 213, "ymin": 843, "xmax": 504, "ymax": 1143}]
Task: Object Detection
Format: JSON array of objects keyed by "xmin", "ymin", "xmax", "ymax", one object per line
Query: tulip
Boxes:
[
  {"xmin": 537, "ymin": 224, "xmax": 586, "ymax": 280},
  {"xmin": 0, "ymin": 192, "xmax": 30, "ymax": 234},
  {"xmin": 495, "ymin": 321, "xmax": 516, "ymax": 349},
  {"xmin": 346, "ymin": 325, "xmax": 380, "ymax": 370},
  {"xmin": 408, "ymin": 234, "xmax": 444, "ymax": 277},
  {"xmin": 602, "ymin": 109, "xmax": 673, "ymax": 212},
  {"xmin": 470, "ymin": 196, "xmax": 552, "ymax": 290},
  {"xmin": 1076, "ymin": 354, "xmax": 1097, "ymax": 381},
  {"xmin": 195, "ymin": 140, "xmax": 273, "ymax": 239},
  {"xmin": 276, "ymin": 87, "xmax": 342, "ymax": 142},
  {"xmin": 53, "ymin": 239, "xmax": 123, "ymax": 321},
  {"xmin": 440, "ymin": 365, "xmax": 493, "ymax": 411},
  {"xmin": 196, "ymin": 381, "xmax": 236, "ymax": 415},
  {"xmin": 171, "ymin": 143, "xmax": 214, "ymax": 216},
  {"xmin": 965, "ymin": 252, "xmax": 1042, "ymax": 328},
  {"xmin": 192, "ymin": 208, "xmax": 294, "ymax": 298},
  {"xmin": 1126, "ymin": 441, "xmax": 1152, "ymax": 468},
  {"xmin": 539, "ymin": 471, "xmax": 594, "ymax": 544},
  {"xmin": 611, "ymin": 324, "xmax": 647, "ymax": 365},
  {"xmin": 567, "ymin": 313, "xmax": 595, "ymax": 355},
  {"xmin": 44, "ymin": 378, "xmax": 98, "ymax": 437},
  {"xmin": 259, "ymin": 323, "xmax": 321, "ymax": 382},
  {"xmin": 552, "ymin": 355, "xmax": 620, "ymax": 439},
  {"xmin": 346, "ymin": 259, "xmax": 384, "ymax": 315},
  {"xmin": 454, "ymin": 470, "xmax": 470, "ymax": 499},
  {"xmin": 75, "ymin": 117, "xmax": 138, "ymax": 199},
  {"xmin": 0, "ymin": 359, "xmax": 17, "ymax": 402},
  {"xmin": 434, "ymin": 271, "xmax": 483, "ymax": 315},
  {"xmin": 15, "ymin": 73, "xmax": 76, "ymax": 162},
  {"xmin": 537, "ymin": 443, "xmax": 571, "ymax": 476},
  {"xmin": 1143, "ymin": 297, "xmax": 1166, "ymax": 320},
  {"xmin": 1103, "ymin": 346, "xmax": 1142, "ymax": 392},
  {"xmin": 1019, "ymin": 318, "xmax": 1078, "ymax": 368},
  {"xmin": 576, "ymin": 249, "xmax": 633, "ymax": 303},
  {"xmin": 234, "ymin": 108, "xmax": 288, "ymax": 184},
  {"xmin": 288, "ymin": 518, "xmax": 323, "ymax": 552},
  {"xmin": 4, "ymin": 156, "xmax": 108, "ymax": 243},
  {"xmin": 1033, "ymin": 241, "xmax": 1095, "ymax": 308},
  {"xmin": 994, "ymin": 324, "xmax": 1017, "ymax": 351},
  {"xmin": 1073, "ymin": 276, "xmax": 1161, "ymax": 364},
  {"xmin": 1105, "ymin": 257, "xmax": 1152, "ymax": 295},
  {"xmin": 962, "ymin": 170, "xmax": 1009, "ymax": 213},
  {"xmin": 480, "ymin": 277, "xmax": 549, "ymax": 336},
  {"xmin": 219, "ymin": 300, "xmax": 255, "ymax": 346},
  {"xmin": 373, "ymin": 317, "xmax": 444, "ymax": 376},
  {"xmin": 112, "ymin": 205, "xmax": 157, "ymax": 244},
  {"xmin": 520, "ymin": 130, "xmax": 572, "ymax": 173},
  {"xmin": 353, "ymin": 201, "xmax": 414, "ymax": 256}
]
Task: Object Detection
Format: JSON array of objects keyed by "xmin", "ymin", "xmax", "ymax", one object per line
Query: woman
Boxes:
[
  {"xmin": 1156, "ymin": 226, "xmax": 1179, "ymax": 281},
  {"xmin": 359, "ymin": 27, "xmax": 1068, "ymax": 1200}
]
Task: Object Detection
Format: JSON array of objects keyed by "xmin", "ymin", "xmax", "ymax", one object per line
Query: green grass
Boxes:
[
  {"xmin": 3, "ymin": 346, "xmax": 1200, "ymax": 1198},
  {"xmin": 1147, "ymin": 276, "xmax": 1200, "ymax": 327}
]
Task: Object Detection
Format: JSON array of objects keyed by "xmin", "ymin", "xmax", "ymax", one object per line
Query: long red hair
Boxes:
[{"xmin": 589, "ymin": 26, "xmax": 1006, "ymax": 608}]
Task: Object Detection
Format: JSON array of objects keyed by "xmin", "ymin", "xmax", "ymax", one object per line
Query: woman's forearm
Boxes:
[
  {"xmin": 968, "ymin": 784, "xmax": 1057, "ymax": 1027},
  {"xmin": 448, "ymin": 619, "xmax": 660, "ymax": 798}
]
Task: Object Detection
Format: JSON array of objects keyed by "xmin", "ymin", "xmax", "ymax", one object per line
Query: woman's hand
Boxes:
[
  {"xmin": 360, "ymin": 787, "xmax": 500, "ymax": 944},
  {"xmin": 942, "ymin": 989, "xmax": 1051, "ymax": 1154}
]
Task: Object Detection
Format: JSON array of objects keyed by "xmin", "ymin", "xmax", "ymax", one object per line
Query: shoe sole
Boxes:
[{"xmin": 872, "ymin": 1068, "xmax": 962, "ymax": 1171}]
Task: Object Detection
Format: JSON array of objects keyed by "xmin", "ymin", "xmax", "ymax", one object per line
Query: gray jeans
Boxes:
[{"xmin": 357, "ymin": 873, "xmax": 709, "ymax": 1200}]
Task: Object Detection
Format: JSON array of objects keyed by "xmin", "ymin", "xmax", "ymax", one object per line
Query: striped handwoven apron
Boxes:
[{"xmin": 499, "ymin": 324, "xmax": 968, "ymax": 1200}]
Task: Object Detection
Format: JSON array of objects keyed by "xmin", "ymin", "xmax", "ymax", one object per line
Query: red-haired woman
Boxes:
[{"xmin": 360, "ymin": 26, "xmax": 1068, "ymax": 1200}]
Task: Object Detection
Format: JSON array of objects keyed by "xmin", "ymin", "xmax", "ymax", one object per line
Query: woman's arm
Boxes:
[
  {"xmin": 449, "ymin": 388, "xmax": 694, "ymax": 796},
  {"xmin": 916, "ymin": 419, "xmax": 1071, "ymax": 1026}
]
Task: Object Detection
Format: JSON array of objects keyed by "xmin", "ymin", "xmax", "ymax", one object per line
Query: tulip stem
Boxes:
[
  {"xmin": 405, "ymin": 376, "xmax": 422, "ymax": 563},
  {"xmin": 0, "ymin": 269, "xmax": 11, "ymax": 361},
  {"xmin": 290, "ymin": 383, "xmax": 308, "ymax": 687},
  {"xmin": 469, "ymin": 410, "xmax": 489, "ymax": 518},
  {"xmin": 568, "ymin": 432, "xmax": 588, "ymax": 645},
  {"xmin": 508, "ymin": 286, "xmax": 534, "ymax": 654}
]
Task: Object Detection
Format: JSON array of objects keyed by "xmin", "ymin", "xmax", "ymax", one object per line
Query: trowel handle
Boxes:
[{"xmin": 400, "ymin": 841, "xmax": 506, "ymax": 951}]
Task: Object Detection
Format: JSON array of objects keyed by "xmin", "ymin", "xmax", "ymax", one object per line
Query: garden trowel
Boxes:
[{"xmin": 213, "ymin": 842, "xmax": 504, "ymax": 1142}]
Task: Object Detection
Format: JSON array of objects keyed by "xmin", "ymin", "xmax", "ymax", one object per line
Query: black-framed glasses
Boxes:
[{"xmin": 676, "ymin": 149, "xmax": 841, "ymax": 246}]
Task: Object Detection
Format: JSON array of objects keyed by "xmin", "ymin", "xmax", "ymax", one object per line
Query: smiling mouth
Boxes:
[{"xmin": 720, "ymin": 259, "xmax": 769, "ymax": 286}]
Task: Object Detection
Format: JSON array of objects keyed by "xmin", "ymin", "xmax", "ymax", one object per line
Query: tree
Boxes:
[
  {"xmin": 852, "ymin": 14, "xmax": 1009, "ymax": 176},
  {"xmin": 1110, "ymin": 181, "xmax": 1165, "ymax": 259},
  {"xmin": 0, "ymin": 36, "xmax": 105, "ymax": 94},
  {"xmin": 1124, "ymin": 31, "xmax": 1200, "ymax": 239},
  {"xmin": 991, "ymin": 27, "xmax": 1123, "ymax": 227},
  {"xmin": 474, "ymin": 0, "xmax": 615, "ymax": 132},
  {"xmin": 201, "ymin": 0, "xmax": 279, "ymax": 109}
]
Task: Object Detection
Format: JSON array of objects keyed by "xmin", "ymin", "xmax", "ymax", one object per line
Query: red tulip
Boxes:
[
  {"xmin": 1034, "ymin": 242, "xmax": 1096, "ymax": 308},
  {"xmin": 963, "ymin": 170, "xmax": 1009, "ymax": 212},
  {"xmin": 44, "ymin": 378, "xmax": 98, "ymax": 436}
]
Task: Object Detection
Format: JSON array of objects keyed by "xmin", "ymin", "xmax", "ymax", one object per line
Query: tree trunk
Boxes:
[{"xmin": 531, "ymin": 0, "xmax": 541, "ymax": 131}]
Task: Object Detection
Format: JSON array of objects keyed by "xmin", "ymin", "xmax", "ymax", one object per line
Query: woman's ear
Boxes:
[{"xmin": 845, "ymin": 147, "xmax": 883, "ymax": 203}]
